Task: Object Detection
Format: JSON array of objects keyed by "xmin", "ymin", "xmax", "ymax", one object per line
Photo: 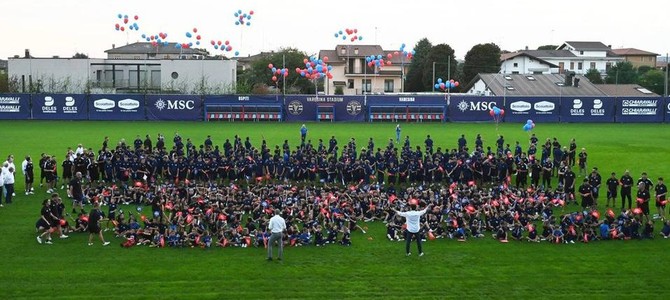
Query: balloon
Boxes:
[
  {"xmin": 499, "ymin": 109, "xmax": 505, "ymax": 116},
  {"xmin": 134, "ymin": 15, "xmax": 139, "ymax": 20},
  {"xmin": 141, "ymin": 34, "xmax": 146, "ymax": 39},
  {"xmin": 225, "ymin": 40, "xmax": 230, "ymax": 45},
  {"xmin": 358, "ymin": 36, "xmax": 363, "ymax": 40},
  {"xmin": 439, "ymin": 83, "xmax": 446, "ymax": 89},
  {"xmin": 268, "ymin": 63, "xmax": 274, "ymax": 69},
  {"xmin": 455, "ymin": 82, "xmax": 460, "ymax": 87},
  {"xmin": 193, "ymin": 28, "xmax": 198, "ymax": 33},
  {"xmin": 120, "ymin": 27, "xmax": 125, "ymax": 31},
  {"xmin": 117, "ymin": 13, "xmax": 122, "ymax": 19},
  {"xmin": 235, "ymin": 51, "xmax": 240, "ymax": 56},
  {"xmin": 217, "ymin": 40, "xmax": 222, "ymax": 46},
  {"xmin": 437, "ymin": 78, "xmax": 443, "ymax": 84},
  {"xmin": 214, "ymin": 45, "xmax": 219, "ymax": 50},
  {"xmin": 235, "ymin": 21, "xmax": 240, "ymax": 25},
  {"xmin": 196, "ymin": 35, "xmax": 201, "ymax": 40},
  {"xmin": 527, "ymin": 119, "xmax": 533, "ymax": 124},
  {"xmin": 246, "ymin": 22, "xmax": 251, "ymax": 26},
  {"xmin": 123, "ymin": 18, "xmax": 128, "ymax": 24},
  {"xmin": 249, "ymin": 10, "xmax": 254, "ymax": 15},
  {"xmin": 435, "ymin": 84, "xmax": 440, "ymax": 89},
  {"xmin": 272, "ymin": 76, "xmax": 277, "ymax": 82},
  {"xmin": 489, "ymin": 110, "xmax": 495, "ymax": 117},
  {"xmin": 186, "ymin": 32, "xmax": 192, "ymax": 38},
  {"xmin": 195, "ymin": 41, "xmax": 200, "ymax": 45}
]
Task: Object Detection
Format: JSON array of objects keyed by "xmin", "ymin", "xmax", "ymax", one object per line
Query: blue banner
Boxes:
[
  {"xmin": 146, "ymin": 95, "xmax": 202, "ymax": 121},
  {"xmin": 560, "ymin": 97, "xmax": 615, "ymax": 123},
  {"xmin": 284, "ymin": 95, "xmax": 365, "ymax": 122},
  {"xmin": 0, "ymin": 94, "xmax": 31, "ymax": 120},
  {"xmin": 88, "ymin": 94, "xmax": 145, "ymax": 121},
  {"xmin": 366, "ymin": 95, "xmax": 445, "ymax": 106},
  {"xmin": 447, "ymin": 96, "xmax": 502, "ymax": 122},
  {"xmin": 665, "ymin": 97, "xmax": 670, "ymax": 123},
  {"xmin": 616, "ymin": 98, "xmax": 664, "ymax": 123},
  {"xmin": 204, "ymin": 95, "xmax": 280, "ymax": 105},
  {"xmin": 504, "ymin": 97, "xmax": 560, "ymax": 123},
  {"xmin": 32, "ymin": 94, "xmax": 88, "ymax": 120}
]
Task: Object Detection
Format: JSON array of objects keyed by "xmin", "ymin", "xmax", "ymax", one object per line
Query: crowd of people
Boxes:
[{"xmin": 27, "ymin": 129, "xmax": 670, "ymax": 248}]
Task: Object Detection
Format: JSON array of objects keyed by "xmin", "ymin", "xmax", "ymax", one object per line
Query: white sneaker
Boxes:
[
  {"xmin": 12, "ymin": 193, "xmax": 15, "ymax": 197},
  {"xmin": 60, "ymin": 235, "xmax": 69, "ymax": 239},
  {"xmin": 45, "ymin": 240, "xmax": 53, "ymax": 244},
  {"xmin": 29, "ymin": 191, "xmax": 34, "ymax": 195},
  {"xmin": 419, "ymin": 252, "xmax": 425, "ymax": 257},
  {"xmin": 31, "ymin": 187, "xmax": 34, "ymax": 191},
  {"xmin": 25, "ymin": 192, "xmax": 29, "ymax": 196},
  {"xmin": 570, "ymin": 240, "xmax": 575, "ymax": 244},
  {"xmin": 103, "ymin": 241, "xmax": 111, "ymax": 246},
  {"xmin": 37, "ymin": 236, "xmax": 43, "ymax": 244},
  {"xmin": 88, "ymin": 242, "xmax": 94, "ymax": 246},
  {"xmin": 406, "ymin": 252, "xmax": 411, "ymax": 257}
]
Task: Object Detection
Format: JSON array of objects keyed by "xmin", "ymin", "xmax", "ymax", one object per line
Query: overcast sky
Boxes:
[{"xmin": 1, "ymin": 0, "xmax": 667, "ymax": 60}]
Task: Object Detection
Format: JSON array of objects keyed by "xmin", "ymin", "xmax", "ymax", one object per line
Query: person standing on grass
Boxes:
[
  {"xmin": 395, "ymin": 124, "xmax": 401, "ymax": 143},
  {"xmin": 637, "ymin": 181, "xmax": 651, "ymax": 223},
  {"xmin": 579, "ymin": 179, "xmax": 594, "ymax": 210},
  {"xmin": 300, "ymin": 124, "xmax": 308, "ymax": 143},
  {"xmin": 22, "ymin": 155, "xmax": 34, "ymax": 195},
  {"xmin": 36, "ymin": 198, "xmax": 57, "ymax": 244},
  {"xmin": 606, "ymin": 172, "xmax": 619, "ymax": 208},
  {"xmin": 620, "ymin": 170, "xmax": 634, "ymax": 211},
  {"xmin": 3, "ymin": 167, "xmax": 15, "ymax": 204},
  {"xmin": 267, "ymin": 209, "xmax": 286, "ymax": 261},
  {"xmin": 393, "ymin": 201, "xmax": 432, "ymax": 257},
  {"xmin": 4, "ymin": 155, "xmax": 16, "ymax": 197},
  {"xmin": 655, "ymin": 177, "xmax": 667, "ymax": 221},
  {"xmin": 578, "ymin": 148, "xmax": 587, "ymax": 177},
  {"xmin": 87, "ymin": 201, "xmax": 110, "ymax": 246},
  {"xmin": 69, "ymin": 172, "xmax": 85, "ymax": 214}
]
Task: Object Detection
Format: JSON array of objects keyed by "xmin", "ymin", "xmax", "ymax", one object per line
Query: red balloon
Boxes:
[
  {"xmin": 115, "ymin": 23, "xmax": 120, "ymax": 28},
  {"xmin": 268, "ymin": 63, "xmax": 274, "ymax": 69},
  {"xmin": 387, "ymin": 61, "xmax": 392, "ymax": 65},
  {"xmin": 323, "ymin": 56, "xmax": 329, "ymax": 62},
  {"xmin": 123, "ymin": 18, "xmax": 128, "ymax": 24},
  {"xmin": 211, "ymin": 40, "xmax": 215, "ymax": 45},
  {"xmin": 350, "ymin": 37, "xmax": 355, "ymax": 42},
  {"xmin": 193, "ymin": 28, "xmax": 198, "ymax": 33},
  {"xmin": 394, "ymin": 51, "xmax": 399, "ymax": 55},
  {"xmin": 134, "ymin": 15, "xmax": 139, "ymax": 20},
  {"xmin": 327, "ymin": 73, "xmax": 333, "ymax": 79},
  {"xmin": 120, "ymin": 26, "xmax": 125, "ymax": 31},
  {"xmin": 455, "ymin": 82, "xmax": 460, "ymax": 87},
  {"xmin": 499, "ymin": 109, "xmax": 505, "ymax": 116},
  {"xmin": 217, "ymin": 40, "xmax": 222, "ymax": 46},
  {"xmin": 249, "ymin": 10, "xmax": 254, "ymax": 15},
  {"xmin": 272, "ymin": 76, "xmax": 278, "ymax": 82},
  {"xmin": 283, "ymin": 72, "xmax": 289, "ymax": 77},
  {"xmin": 150, "ymin": 36, "xmax": 154, "ymax": 40},
  {"xmin": 196, "ymin": 35, "xmax": 201, "ymax": 40},
  {"xmin": 387, "ymin": 53, "xmax": 393, "ymax": 59},
  {"xmin": 295, "ymin": 67, "xmax": 301, "ymax": 73},
  {"xmin": 60, "ymin": 219, "xmax": 66, "ymax": 226},
  {"xmin": 353, "ymin": 29, "xmax": 358, "ymax": 33},
  {"xmin": 489, "ymin": 110, "xmax": 495, "ymax": 117},
  {"xmin": 225, "ymin": 40, "xmax": 230, "ymax": 45}
]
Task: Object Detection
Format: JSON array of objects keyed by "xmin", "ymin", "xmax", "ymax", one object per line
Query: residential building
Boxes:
[
  {"xmin": 500, "ymin": 41, "xmax": 623, "ymax": 75},
  {"xmin": 318, "ymin": 45, "xmax": 411, "ymax": 95},
  {"xmin": 610, "ymin": 48, "xmax": 658, "ymax": 69},
  {"xmin": 104, "ymin": 42, "xmax": 208, "ymax": 60},
  {"xmin": 233, "ymin": 51, "xmax": 274, "ymax": 71},
  {"xmin": 465, "ymin": 73, "xmax": 605, "ymax": 96}
]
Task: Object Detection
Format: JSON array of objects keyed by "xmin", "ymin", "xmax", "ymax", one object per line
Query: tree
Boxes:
[
  {"xmin": 584, "ymin": 68, "xmax": 603, "ymax": 84},
  {"xmin": 605, "ymin": 61, "xmax": 637, "ymax": 84},
  {"xmin": 462, "ymin": 43, "xmax": 501, "ymax": 86},
  {"xmin": 536, "ymin": 45, "xmax": 558, "ymax": 50},
  {"xmin": 421, "ymin": 44, "xmax": 458, "ymax": 91},
  {"xmin": 637, "ymin": 69, "xmax": 665, "ymax": 95},
  {"xmin": 404, "ymin": 38, "xmax": 432, "ymax": 92},
  {"xmin": 72, "ymin": 52, "xmax": 88, "ymax": 59},
  {"xmin": 242, "ymin": 48, "xmax": 314, "ymax": 94},
  {"xmin": 0, "ymin": 73, "xmax": 8, "ymax": 93}
]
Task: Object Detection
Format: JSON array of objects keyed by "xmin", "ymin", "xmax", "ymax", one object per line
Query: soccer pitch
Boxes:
[{"xmin": 0, "ymin": 120, "xmax": 669, "ymax": 299}]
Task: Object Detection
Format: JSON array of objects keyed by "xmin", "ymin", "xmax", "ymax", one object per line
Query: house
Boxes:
[
  {"xmin": 104, "ymin": 42, "xmax": 209, "ymax": 60},
  {"xmin": 8, "ymin": 49, "xmax": 236, "ymax": 94},
  {"xmin": 233, "ymin": 51, "xmax": 274, "ymax": 71},
  {"xmin": 595, "ymin": 84, "xmax": 660, "ymax": 97},
  {"xmin": 0, "ymin": 59, "xmax": 7, "ymax": 75},
  {"xmin": 610, "ymin": 48, "xmax": 658, "ymax": 69},
  {"xmin": 500, "ymin": 41, "xmax": 623, "ymax": 75},
  {"xmin": 465, "ymin": 73, "xmax": 606, "ymax": 96},
  {"xmin": 318, "ymin": 45, "xmax": 411, "ymax": 95}
]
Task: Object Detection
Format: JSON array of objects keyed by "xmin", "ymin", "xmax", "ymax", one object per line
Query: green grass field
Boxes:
[{"xmin": 1, "ymin": 121, "xmax": 669, "ymax": 299}]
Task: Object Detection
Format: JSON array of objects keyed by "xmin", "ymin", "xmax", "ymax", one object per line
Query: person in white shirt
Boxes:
[
  {"xmin": 394, "ymin": 201, "xmax": 432, "ymax": 257},
  {"xmin": 75, "ymin": 144, "xmax": 85, "ymax": 157},
  {"xmin": 267, "ymin": 209, "xmax": 287, "ymax": 261},
  {"xmin": 3, "ymin": 167, "xmax": 15, "ymax": 204},
  {"xmin": 0, "ymin": 164, "xmax": 4, "ymax": 207},
  {"xmin": 4, "ymin": 155, "xmax": 16, "ymax": 197}
]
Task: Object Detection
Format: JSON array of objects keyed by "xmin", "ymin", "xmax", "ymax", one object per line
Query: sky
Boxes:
[{"xmin": 1, "ymin": 0, "xmax": 668, "ymax": 60}]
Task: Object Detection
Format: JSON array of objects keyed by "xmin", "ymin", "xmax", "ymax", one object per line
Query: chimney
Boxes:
[
  {"xmin": 525, "ymin": 46, "xmax": 529, "ymax": 50},
  {"xmin": 24, "ymin": 49, "xmax": 30, "ymax": 58},
  {"xmin": 112, "ymin": 44, "xmax": 116, "ymax": 49},
  {"xmin": 573, "ymin": 77, "xmax": 580, "ymax": 88},
  {"xmin": 607, "ymin": 45, "xmax": 611, "ymax": 49},
  {"xmin": 565, "ymin": 71, "xmax": 575, "ymax": 86}
]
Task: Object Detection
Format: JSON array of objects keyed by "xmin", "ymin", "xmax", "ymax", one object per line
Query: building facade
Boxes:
[{"xmin": 610, "ymin": 48, "xmax": 659, "ymax": 69}]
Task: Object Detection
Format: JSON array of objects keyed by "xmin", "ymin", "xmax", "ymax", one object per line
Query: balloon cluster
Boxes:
[
  {"xmin": 334, "ymin": 28, "xmax": 363, "ymax": 42},
  {"xmin": 366, "ymin": 54, "xmax": 393, "ymax": 68},
  {"xmin": 295, "ymin": 56, "xmax": 333, "ymax": 80},
  {"xmin": 210, "ymin": 39, "xmax": 237, "ymax": 55},
  {"xmin": 142, "ymin": 33, "xmax": 169, "ymax": 48},
  {"xmin": 434, "ymin": 78, "xmax": 459, "ymax": 90},
  {"xmin": 234, "ymin": 9, "xmax": 254, "ymax": 26},
  {"xmin": 115, "ymin": 14, "xmax": 139, "ymax": 31},
  {"xmin": 523, "ymin": 119, "xmax": 536, "ymax": 132},
  {"xmin": 396, "ymin": 43, "xmax": 415, "ymax": 59},
  {"xmin": 184, "ymin": 28, "xmax": 202, "ymax": 46},
  {"xmin": 268, "ymin": 64, "xmax": 289, "ymax": 83},
  {"xmin": 489, "ymin": 106, "xmax": 505, "ymax": 125}
]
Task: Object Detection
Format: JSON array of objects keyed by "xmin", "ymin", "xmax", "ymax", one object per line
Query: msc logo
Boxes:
[
  {"xmin": 155, "ymin": 99, "xmax": 195, "ymax": 111},
  {"xmin": 287, "ymin": 100, "xmax": 303, "ymax": 115},
  {"xmin": 456, "ymin": 100, "xmax": 496, "ymax": 112},
  {"xmin": 346, "ymin": 100, "xmax": 362, "ymax": 115}
]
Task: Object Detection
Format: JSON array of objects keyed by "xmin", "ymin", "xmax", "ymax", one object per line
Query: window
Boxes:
[
  {"xmin": 579, "ymin": 51, "xmax": 584, "ymax": 55},
  {"xmin": 384, "ymin": 79, "xmax": 394, "ymax": 93},
  {"xmin": 171, "ymin": 72, "xmax": 179, "ymax": 79},
  {"xmin": 361, "ymin": 79, "xmax": 371, "ymax": 93},
  {"xmin": 569, "ymin": 62, "xmax": 574, "ymax": 70},
  {"xmin": 558, "ymin": 62, "xmax": 565, "ymax": 72},
  {"xmin": 590, "ymin": 62, "xmax": 596, "ymax": 69},
  {"xmin": 347, "ymin": 79, "xmax": 354, "ymax": 89},
  {"xmin": 504, "ymin": 75, "xmax": 513, "ymax": 80},
  {"xmin": 513, "ymin": 62, "xmax": 518, "ymax": 67},
  {"xmin": 577, "ymin": 62, "xmax": 583, "ymax": 70},
  {"xmin": 533, "ymin": 71, "xmax": 543, "ymax": 75},
  {"xmin": 511, "ymin": 71, "xmax": 519, "ymax": 74},
  {"xmin": 525, "ymin": 75, "xmax": 536, "ymax": 81},
  {"xmin": 605, "ymin": 62, "xmax": 612, "ymax": 71}
]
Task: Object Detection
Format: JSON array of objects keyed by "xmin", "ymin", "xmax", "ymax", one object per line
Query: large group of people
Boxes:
[{"xmin": 25, "ymin": 128, "xmax": 670, "ymax": 251}]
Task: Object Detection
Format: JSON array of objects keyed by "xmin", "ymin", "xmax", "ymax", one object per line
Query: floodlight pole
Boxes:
[
  {"xmin": 432, "ymin": 61, "xmax": 436, "ymax": 92},
  {"xmin": 665, "ymin": 53, "xmax": 668, "ymax": 97}
]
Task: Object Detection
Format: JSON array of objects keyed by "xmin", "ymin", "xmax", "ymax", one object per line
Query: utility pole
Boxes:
[
  {"xmin": 665, "ymin": 53, "xmax": 668, "ymax": 97},
  {"xmin": 432, "ymin": 61, "xmax": 436, "ymax": 92}
]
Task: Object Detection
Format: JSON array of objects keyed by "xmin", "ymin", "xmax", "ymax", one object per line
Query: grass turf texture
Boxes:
[{"xmin": 0, "ymin": 121, "xmax": 669, "ymax": 299}]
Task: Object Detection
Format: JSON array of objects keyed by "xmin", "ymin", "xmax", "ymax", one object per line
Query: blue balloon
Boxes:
[
  {"xmin": 300, "ymin": 71, "xmax": 306, "ymax": 77},
  {"xmin": 234, "ymin": 12, "xmax": 239, "ymax": 17},
  {"xmin": 307, "ymin": 67, "xmax": 313, "ymax": 73},
  {"xmin": 163, "ymin": 42, "xmax": 168, "ymax": 46},
  {"xmin": 272, "ymin": 67, "xmax": 277, "ymax": 73},
  {"xmin": 437, "ymin": 78, "xmax": 443, "ymax": 84},
  {"xmin": 136, "ymin": 206, "xmax": 142, "ymax": 212},
  {"xmin": 246, "ymin": 22, "xmax": 251, "ymax": 26},
  {"xmin": 376, "ymin": 55, "xmax": 382, "ymax": 60},
  {"xmin": 214, "ymin": 45, "xmax": 219, "ymax": 49},
  {"xmin": 334, "ymin": 33, "xmax": 339, "ymax": 38},
  {"xmin": 327, "ymin": 65, "xmax": 332, "ymax": 71},
  {"xmin": 234, "ymin": 51, "xmax": 239, "ymax": 56},
  {"xmin": 435, "ymin": 84, "xmax": 440, "ymax": 89},
  {"xmin": 527, "ymin": 119, "xmax": 533, "ymax": 124},
  {"xmin": 401, "ymin": 43, "xmax": 406, "ymax": 48},
  {"xmin": 365, "ymin": 57, "xmax": 371, "ymax": 62},
  {"xmin": 342, "ymin": 36, "xmax": 346, "ymax": 40},
  {"xmin": 235, "ymin": 21, "xmax": 240, "ymax": 25},
  {"xmin": 316, "ymin": 65, "xmax": 323, "ymax": 72},
  {"xmin": 186, "ymin": 32, "xmax": 192, "ymax": 38},
  {"xmin": 305, "ymin": 63, "xmax": 311, "ymax": 68},
  {"xmin": 157, "ymin": 39, "xmax": 162, "ymax": 43},
  {"xmin": 117, "ymin": 14, "xmax": 122, "ymax": 19},
  {"xmin": 145, "ymin": 37, "xmax": 150, "ymax": 42},
  {"xmin": 188, "ymin": 42, "xmax": 193, "ymax": 47},
  {"xmin": 124, "ymin": 15, "xmax": 128, "ymax": 19},
  {"xmin": 196, "ymin": 41, "xmax": 200, "ymax": 46},
  {"xmin": 247, "ymin": 15, "xmax": 251, "ymax": 20},
  {"xmin": 412, "ymin": 50, "xmax": 416, "ymax": 55},
  {"xmin": 339, "ymin": 30, "xmax": 343, "ymax": 34},
  {"xmin": 358, "ymin": 36, "xmax": 363, "ymax": 40},
  {"xmin": 238, "ymin": 9, "xmax": 242, "ymax": 14}
]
